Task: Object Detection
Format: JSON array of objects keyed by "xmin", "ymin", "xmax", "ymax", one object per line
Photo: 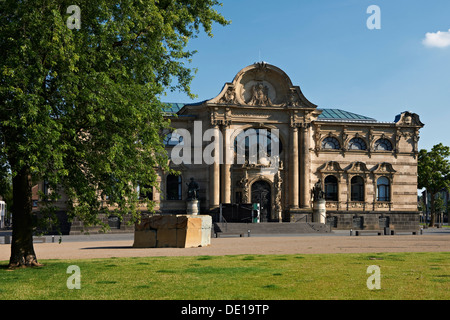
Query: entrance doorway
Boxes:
[{"xmin": 251, "ymin": 180, "xmax": 271, "ymax": 222}]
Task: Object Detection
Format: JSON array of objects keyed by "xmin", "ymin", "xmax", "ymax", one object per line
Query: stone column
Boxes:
[
  {"xmin": 347, "ymin": 174, "xmax": 352, "ymax": 210},
  {"xmin": 221, "ymin": 124, "xmax": 231, "ymax": 204},
  {"xmin": 300, "ymin": 124, "xmax": 310, "ymax": 208},
  {"xmin": 210, "ymin": 125, "xmax": 220, "ymax": 209},
  {"xmin": 290, "ymin": 126, "xmax": 299, "ymax": 209}
]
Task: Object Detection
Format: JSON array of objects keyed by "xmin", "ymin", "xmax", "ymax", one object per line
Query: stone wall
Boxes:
[{"xmin": 325, "ymin": 211, "xmax": 419, "ymax": 231}]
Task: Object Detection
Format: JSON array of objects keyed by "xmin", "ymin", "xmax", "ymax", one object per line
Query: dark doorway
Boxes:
[{"xmin": 251, "ymin": 180, "xmax": 271, "ymax": 222}]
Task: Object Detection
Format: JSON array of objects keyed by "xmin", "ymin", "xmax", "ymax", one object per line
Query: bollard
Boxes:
[
  {"xmin": 247, "ymin": 229, "xmax": 251, "ymax": 237},
  {"xmin": 52, "ymin": 235, "xmax": 55, "ymax": 243},
  {"xmin": 350, "ymin": 229, "xmax": 353, "ymax": 236}
]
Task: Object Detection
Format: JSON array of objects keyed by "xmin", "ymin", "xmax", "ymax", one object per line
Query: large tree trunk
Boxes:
[{"xmin": 8, "ymin": 166, "xmax": 42, "ymax": 268}]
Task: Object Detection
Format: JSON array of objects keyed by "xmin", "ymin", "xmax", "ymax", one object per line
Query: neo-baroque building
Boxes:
[{"xmin": 155, "ymin": 62, "xmax": 424, "ymax": 231}]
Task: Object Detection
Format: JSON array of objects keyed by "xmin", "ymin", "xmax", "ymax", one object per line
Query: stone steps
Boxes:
[{"xmin": 213, "ymin": 222, "xmax": 331, "ymax": 236}]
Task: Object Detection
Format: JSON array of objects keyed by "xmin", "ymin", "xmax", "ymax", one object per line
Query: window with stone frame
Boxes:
[
  {"xmin": 350, "ymin": 176, "xmax": 365, "ymax": 201},
  {"xmin": 376, "ymin": 176, "xmax": 390, "ymax": 201},
  {"xmin": 166, "ymin": 174, "xmax": 182, "ymax": 200},
  {"xmin": 348, "ymin": 137, "xmax": 367, "ymax": 150},
  {"xmin": 374, "ymin": 138, "xmax": 393, "ymax": 151},
  {"xmin": 321, "ymin": 137, "xmax": 340, "ymax": 150},
  {"xmin": 324, "ymin": 175, "xmax": 338, "ymax": 201}
]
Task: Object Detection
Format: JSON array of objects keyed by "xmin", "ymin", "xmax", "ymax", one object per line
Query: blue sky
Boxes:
[{"xmin": 162, "ymin": 0, "xmax": 450, "ymax": 152}]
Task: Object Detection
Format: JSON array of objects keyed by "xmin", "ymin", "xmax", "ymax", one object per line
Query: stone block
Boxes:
[
  {"xmin": 157, "ymin": 227, "xmax": 178, "ymax": 248},
  {"xmin": 133, "ymin": 229, "xmax": 156, "ymax": 248},
  {"xmin": 150, "ymin": 215, "xmax": 178, "ymax": 229},
  {"xmin": 178, "ymin": 226, "xmax": 202, "ymax": 248}
]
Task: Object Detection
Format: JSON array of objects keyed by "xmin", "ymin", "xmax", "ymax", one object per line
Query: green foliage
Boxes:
[
  {"xmin": 418, "ymin": 143, "xmax": 450, "ymax": 225},
  {"xmin": 0, "ymin": 1, "xmax": 229, "ymax": 229},
  {"xmin": 418, "ymin": 143, "xmax": 450, "ymax": 193}
]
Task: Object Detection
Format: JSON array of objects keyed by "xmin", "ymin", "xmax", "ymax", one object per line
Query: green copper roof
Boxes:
[
  {"xmin": 318, "ymin": 109, "xmax": 376, "ymax": 122},
  {"xmin": 163, "ymin": 102, "xmax": 185, "ymax": 113},
  {"xmin": 163, "ymin": 103, "xmax": 377, "ymax": 122}
]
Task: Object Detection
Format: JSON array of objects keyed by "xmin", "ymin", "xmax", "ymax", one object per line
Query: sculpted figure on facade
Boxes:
[
  {"xmin": 219, "ymin": 86, "xmax": 237, "ymax": 104},
  {"xmin": 248, "ymin": 82, "xmax": 272, "ymax": 106},
  {"xmin": 274, "ymin": 171, "xmax": 283, "ymax": 221},
  {"xmin": 239, "ymin": 172, "xmax": 249, "ymax": 203}
]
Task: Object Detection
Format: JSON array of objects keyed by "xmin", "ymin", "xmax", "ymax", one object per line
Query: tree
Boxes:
[
  {"xmin": 418, "ymin": 143, "xmax": 450, "ymax": 227},
  {"xmin": 0, "ymin": 0, "xmax": 228, "ymax": 268}
]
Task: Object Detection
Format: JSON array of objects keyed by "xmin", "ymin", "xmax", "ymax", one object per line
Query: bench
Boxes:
[
  {"xmin": 355, "ymin": 230, "xmax": 383, "ymax": 236},
  {"xmin": 2, "ymin": 235, "xmax": 11, "ymax": 244},
  {"xmin": 215, "ymin": 233, "xmax": 244, "ymax": 238},
  {"xmin": 2, "ymin": 236, "xmax": 47, "ymax": 244},
  {"xmin": 33, "ymin": 237, "xmax": 47, "ymax": 243},
  {"xmin": 390, "ymin": 229, "xmax": 421, "ymax": 235}
]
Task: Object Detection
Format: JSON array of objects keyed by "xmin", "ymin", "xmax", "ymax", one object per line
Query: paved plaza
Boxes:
[{"xmin": 1, "ymin": 228, "xmax": 449, "ymax": 261}]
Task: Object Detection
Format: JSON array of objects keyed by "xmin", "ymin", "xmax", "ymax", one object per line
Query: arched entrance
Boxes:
[{"xmin": 251, "ymin": 180, "xmax": 271, "ymax": 222}]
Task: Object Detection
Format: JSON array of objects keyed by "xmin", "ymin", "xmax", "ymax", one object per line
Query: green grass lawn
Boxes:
[{"xmin": 0, "ymin": 252, "xmax": 449, "ymax": 300}]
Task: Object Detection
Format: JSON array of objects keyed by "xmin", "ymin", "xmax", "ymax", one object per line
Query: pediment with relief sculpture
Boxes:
[{"xmin": 208, "ymin": 62, "xmax": 317, "ymax": 109}]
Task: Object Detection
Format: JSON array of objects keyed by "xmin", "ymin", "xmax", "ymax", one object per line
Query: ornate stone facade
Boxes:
[{"xmin": 155, "ymin": 63, "xmax": 424, "ymax": 230}]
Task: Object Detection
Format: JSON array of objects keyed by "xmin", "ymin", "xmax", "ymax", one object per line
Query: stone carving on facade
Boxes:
[
  {"xmin": 325, "ymin": 202, "xmax": 338, "ymax": 209},
  {"xmin": 233, "ymin": 112, "xmax": 271, "ymax": 119},
  {"xmin": 395, "ymin": 111, "xmax": 424, "ymax": 127},
  {"xmin": 273, "ymin": 171, "xmax": 283, "ymax": 221},
  {"xmin": 349, "ymin": 201, "xmax": 365, "ymax": 209},
  {"xmin": 321, "ymin": 161, "xmax": 344, "ymax": 173},
  {"xmin": 346, "ymin": 161, "xmax": 370, "ymax": 174},
  {"xmin": 371, "ymin": 162, "xmax": 396, "ymax": 175},
  {"xmin": 341, "ymin": 127, "xmax": 349, "ymax": 151},
  {"xmin": 313, "ymin": 124, "xmax": 322, "ymax": 154},
  {"xmin": 290, "ymin": 111, "xmax": 304, "ymax": 128},
  {"xmin": 239, "ymin": 171, "xmax": 249, "ymax": 203},
  {"xmin": 283, "ymin": 89, "xmax": 302, "ymax": 107},
  {"xmin": 254, "ymin": 61, "xmax": 269, "ymax": 73},
  {"xmin": 248, "ymin": 82, "xmax": 272, "ymax": 106},
  {"xmin": 219, "ymin": 87, "xmax": 237, "ymax": 104},
  {"xmin": 368, "ymin": 129, "xmax": 375, "ymax": 155}
]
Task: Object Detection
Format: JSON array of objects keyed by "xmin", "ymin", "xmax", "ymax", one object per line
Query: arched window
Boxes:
[
  {"xmin": 351, "ymin": 176, "xmax": 364, "ymax": 201},
  {"xmin": 348, "ymin": 137, "xmax": 367, "ymax": 150},
  {"xmin": 166, "ymin": 175, "xmax": 182, "ymax": 200},
  {"xmin": 377, "ymin": 177, "xmax": 390, "ymax": 202},
  {"xmin": 234, "ymin": 128, "xmax": 282, "ymax": 163},
  {"xmin": 324, "ymin": 175, "xmax": 338, "ymax": 201},
  {"xmin": 322, "ymin": 137, "xmax": 340, "ymax": 150},
  {"xmin": 374, "ymin": 138, "xmax": 393, "ymax": 151}
]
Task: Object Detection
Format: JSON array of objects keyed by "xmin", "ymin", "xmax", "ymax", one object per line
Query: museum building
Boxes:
[
  {"xmin": 154, "ymin": 62, "xmax": 424, "ymax": 231},
  {"xmin": 31, "ymin": 62, "xmax": 424, "ymax": 233}
]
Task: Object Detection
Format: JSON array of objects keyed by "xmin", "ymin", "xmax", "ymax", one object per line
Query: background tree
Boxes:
[
  {"xmin": 0, "ymin": 0, "xmax": 228, "ymax": 268},
  {"xmin": 418, "ymin": 143, "xmax": 450, "ymax": 227}
]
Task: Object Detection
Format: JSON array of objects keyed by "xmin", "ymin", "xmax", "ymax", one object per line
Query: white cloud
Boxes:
[{"xmin": 422, "ymin": 29, "xmax": 450, "ymax": 48}]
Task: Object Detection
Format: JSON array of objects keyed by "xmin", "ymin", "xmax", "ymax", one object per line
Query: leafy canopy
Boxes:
[
  {"xmin": 418, "ymin": 143, "xmax": 450, "ymax": 194},
  {"xmin": 0, "ymin": 0, "xmax": 229, "ymax": 228}
]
